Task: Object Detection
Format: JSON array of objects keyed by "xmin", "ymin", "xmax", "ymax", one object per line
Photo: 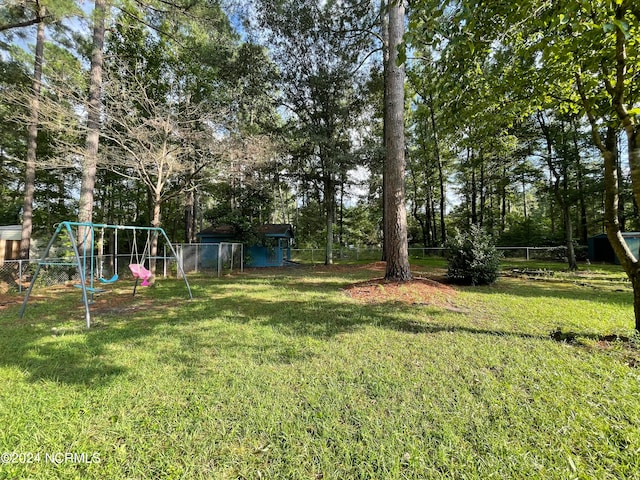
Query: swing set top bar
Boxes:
[{"xmin": 57, "ymin": 221, "xmax": 169, "ymax": 233}]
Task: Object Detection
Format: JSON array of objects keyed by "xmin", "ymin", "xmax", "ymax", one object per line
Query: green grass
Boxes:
[{"xmin": 1, "ymin": 264, "xmax": 640, "ymax": 479}]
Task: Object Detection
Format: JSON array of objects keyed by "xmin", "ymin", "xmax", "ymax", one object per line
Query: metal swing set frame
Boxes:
[{"xmin": 19, "ymin": 221, "xmax": 192, "ymax": 328}]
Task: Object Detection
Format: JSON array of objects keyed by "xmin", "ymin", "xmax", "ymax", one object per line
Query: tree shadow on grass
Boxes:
[
  {"xmin": 0, "ymin": 272, "xmax": 634, "ymax": 386},
  {"xmin": 468, "ymin": 276, "xmax": 632, "ymax": 307},
  {"xmin": 0, "ymin": 280, "xmax": 220, "ymax": 386}
]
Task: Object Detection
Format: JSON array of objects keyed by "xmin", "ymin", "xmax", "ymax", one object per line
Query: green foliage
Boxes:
[{"xmin": 446, "ymin": 224, "xmax": 502, "ymax": 285}]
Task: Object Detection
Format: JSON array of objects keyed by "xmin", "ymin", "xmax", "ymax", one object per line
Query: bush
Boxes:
[{"xmin": 446, "ymin": 225, "xmax": 502, "ymax": 286}]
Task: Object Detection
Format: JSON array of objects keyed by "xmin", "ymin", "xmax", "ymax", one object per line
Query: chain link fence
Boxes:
[
  {"xmin": 0, "ymin": 242, "xmax": 244, "ymax": 294},
  {"xmin": 174, "ymin": 243, "xmax": 243, "ymax": 277},
  {"xmin": 0, "ymin": 255, "xmax": 175, "ymax": 294},
  {"xmin": 290, "ymin": 246, "xmax": 572, "ymax": 264}
]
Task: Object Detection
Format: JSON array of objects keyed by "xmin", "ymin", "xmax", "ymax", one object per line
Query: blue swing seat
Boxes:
[{"xmin": 98, "ymin": 274, "xmax": 119, "ymax": 284}]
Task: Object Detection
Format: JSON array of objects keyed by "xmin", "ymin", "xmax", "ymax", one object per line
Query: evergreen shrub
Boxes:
[{"xmin": 446, "ymin": 224, "xmax": 502, "ymax": 286}]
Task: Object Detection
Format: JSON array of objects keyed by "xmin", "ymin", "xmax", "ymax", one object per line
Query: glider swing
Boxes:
[
  {"xmin": 128, "ymin": 228, "xmax": 155, "ymax": 290},
  {"xmin": 19, "ymin": 221, "xmax": 192, "ymax": 328}
]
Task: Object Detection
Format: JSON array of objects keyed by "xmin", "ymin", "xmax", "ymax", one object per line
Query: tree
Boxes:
[
  {"xmin": 0, "ymin": 0, "xmax": 76, "ymax": 33},
  {"xmin": 0, "ymin": 60, "xmax": 28, "ymax": 224},
  {"xmin": 408, "ymin": 0, "xmax": 640, "ymax": 329},
  {"xmin": 571, "ymin": 3, "xmax": 640, "ymax": 329},
  {"xmin": 0, "ymin": 0, "xmax": 76, "ymax": 258},
  {"xmin": 253, "ymin": 0, "xmax": 376, "ymax": 265},
  {"xmin": 383, "ymin": 0, "xmax": 411, "ymax": 281},
  {"xmin": 77, "ymin": 0, "xmax": 107, "ymax": 234},
  {"xmin": 100, "ymin": 60, "xmax": 224, "ymax": 272},
  {"xmin": 19, "ymin": 3, "xmax": 45, "ymax": 259}
]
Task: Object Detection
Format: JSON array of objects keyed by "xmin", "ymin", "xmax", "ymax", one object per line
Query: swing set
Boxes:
[{"xmin": 19, "ymin": 221, "xmax": 192, "ymax": 328}]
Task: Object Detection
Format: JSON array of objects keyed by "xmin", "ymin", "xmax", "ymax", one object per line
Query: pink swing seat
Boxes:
[{"xmin": 129, "ymin": 263, "xmax": 152, "ymax": 286}]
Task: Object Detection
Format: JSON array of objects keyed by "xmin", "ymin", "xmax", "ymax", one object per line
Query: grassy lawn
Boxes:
[{"xmin": 1, "ymin": 262, "xmax": 639, "ymax": 479}]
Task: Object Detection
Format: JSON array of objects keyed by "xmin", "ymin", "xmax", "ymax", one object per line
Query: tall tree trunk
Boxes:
[
  {"xmin": 616, "ymin": 139, "xmax": 626, "ymax": 232},
  {"xmin": 538, "ymin": 113, "xmax": 577, "ymax": 270},
  {"xmin": 427, "ymin": 92, "xmax": 446, "ymax": 245},
  {"xmin": 571, "ymin": 119, "xmax": 589, "ymax": 244},
  {"xmin": 479, "ymin": 151, "xmax": 485, "ymax": 227},
  {"xmin": 409, "ymin": 164, "xmax": 428, "ymax": 247},
  {"xmin": 324, "ymin": 175, "xmax": 335, "ymax": 265},
  {"xmin": 380, "ymin": 0, "xmax": 389, "ymax": 261},
  {"xmin": 149, "ymin": 192, "xmax": 162, "ymax": 281},
  {"xmin": 470, "ymin": 151, "xmax": 478, "ymax": 225},
  {"xmin": 339, "ymin": 178, "xmax": 345, "ymax": 247},
  {"xmin": 426, "ymin": 186, "xmax": 434, "ymax": 246},
  {"xmin": 624, "ymin": 124, "xmax": 640, "ymax": 331},
  {"xmin": 576, "ymin": 159, "xmax": 589, "ymax": 244},
  {"xmin": 20, "ymin": 8, "xmax": 46, "ymax": 260},
  {"xmin": 383, "ymin": 0, "xmax": 411, "ymax": 281},
  {"xmin": 185, "ymin": 186, "xmax": 195, "ymax": 243},
  {"xmin": 500, "ymin": 166, "xmax": 507, "ymax": 234},
  {"xmin": 78, "ymin": 0, "xmax": 106, "ymax": 236},
  {"xmin": 601, "ymin": 127, "xmax": 640, "ymax": 330},
  {"xmin": 561, "ymin": 170, "xmax": 577, "ymax": 271},
  {"xmin": 521, "ymin": 174, "xmax": 527, "ymax": 222}
]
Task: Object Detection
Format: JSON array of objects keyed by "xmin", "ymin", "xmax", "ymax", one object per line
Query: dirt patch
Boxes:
[
  {"xmin": 89, "ymin": 294, "xmax": 154, "ymax": 315},
  {"xmin": 343, "ymin": 276, "xmax": 459, "ymax": 309},
  {"xmin": 0, "ymin": 293, "xmax": 23, "ymax": 310}
]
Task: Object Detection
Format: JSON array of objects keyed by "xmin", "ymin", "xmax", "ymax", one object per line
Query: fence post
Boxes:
[{"xmin": 19, "ymin": 259, "xmax": 23, "ymax": 293}]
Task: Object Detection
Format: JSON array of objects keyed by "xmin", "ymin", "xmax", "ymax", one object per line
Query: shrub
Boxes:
[{"xmin": 446, "ymin": 225, "xmax": 502, "ymax": 286}]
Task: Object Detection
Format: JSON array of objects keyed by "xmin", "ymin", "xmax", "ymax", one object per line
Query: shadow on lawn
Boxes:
[
  {"xmin": 470, "ymin": 275, "xmax": 633, "ymax": 307},
  {"xmin": 0, "ymin": 272, "xmax": 633, "ymax": 385},
  {"xmin": 0, "ymin": 280, "xmax": 222, "ymax": 386},
  {"xmin": 204, "ymin": 289, "xmax": 549, "ymax": 344}
]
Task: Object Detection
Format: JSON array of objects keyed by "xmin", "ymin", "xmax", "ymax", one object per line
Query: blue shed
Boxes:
[
  {"xmin": 588, "ymin": 232, "xmax": 640, "ymax": 264},
  {"xmin": 197, "ymin": 224, "xmax": 294, "ymax": 268}
]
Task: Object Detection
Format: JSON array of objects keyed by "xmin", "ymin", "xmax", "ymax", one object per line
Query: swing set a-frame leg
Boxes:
[{"xmin": 19, "ymin": 221, "xmax": 93, "ymax": 328}]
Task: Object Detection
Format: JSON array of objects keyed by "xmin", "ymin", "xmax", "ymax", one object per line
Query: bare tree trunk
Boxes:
[
  {"xmin": 149, "ymin": 193, "xmax": 162, "ymax": 281},
  {"xmin": 538, "ymin": 112, "xmax": 577, "ymax": 270},
  {"xmin": 185, "ymin": 186, "xmax": 195, "ymax": 243},
  {"xmin": 625, "ymin": 125, "xmax": 640, "ymax": 331},
  {"xmin": 427, "ymin": 92, "xmax": 446, "ymax": 245},
  {"xmin": 602, "ymin": 127, "xmax": 640, "ymax": 330},
  {"xmin": 339, "ymin": 177, "xmax": 345, "ymax": 247},
  {"xmin": 479, "ymin": 152, "xmax": 485, "ymax": 227},
  {"xmin": 500, "ymin": 166, "xmax": 507, "ymax": 234},
  {"xmin": 470, "ymin": 151, "xmax": 478, "ymax": 225},
  {"xmin": 571, "ymin": 119, "xmax": 589, "ymax": 244},
  {"xmin": 384, "ymin": 0, "xmax": 411, "ymax": 281},
  {"xmin": 324, "ymin": 175, "xmax": 334, "ymax": 265},
  {"xmin": 616, "ymin": 140, "xmax": 626, "ymax": 231},
  {"xmin": 380, "ymin": 0, "xmax": 389, "ymax": 261},
  {"xmin": 20, "ymin": 7, "xmax": 46, "ymax": 260},
  {"xmin": 78, "ymin": 0, "xmax": 106, "ymax": 237},
  {"xmin": 426, "ymin": 186, "xmax": 434, "ymax": 246},
  {"xmin": 409, "ymin": 164, "xmax": 428, "ymax": 247}
]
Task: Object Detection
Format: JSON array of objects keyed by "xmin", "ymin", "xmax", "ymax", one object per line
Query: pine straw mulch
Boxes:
[{"xmin": 340, "ymin": 262, "xmax": 463, "ymax": 310}]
